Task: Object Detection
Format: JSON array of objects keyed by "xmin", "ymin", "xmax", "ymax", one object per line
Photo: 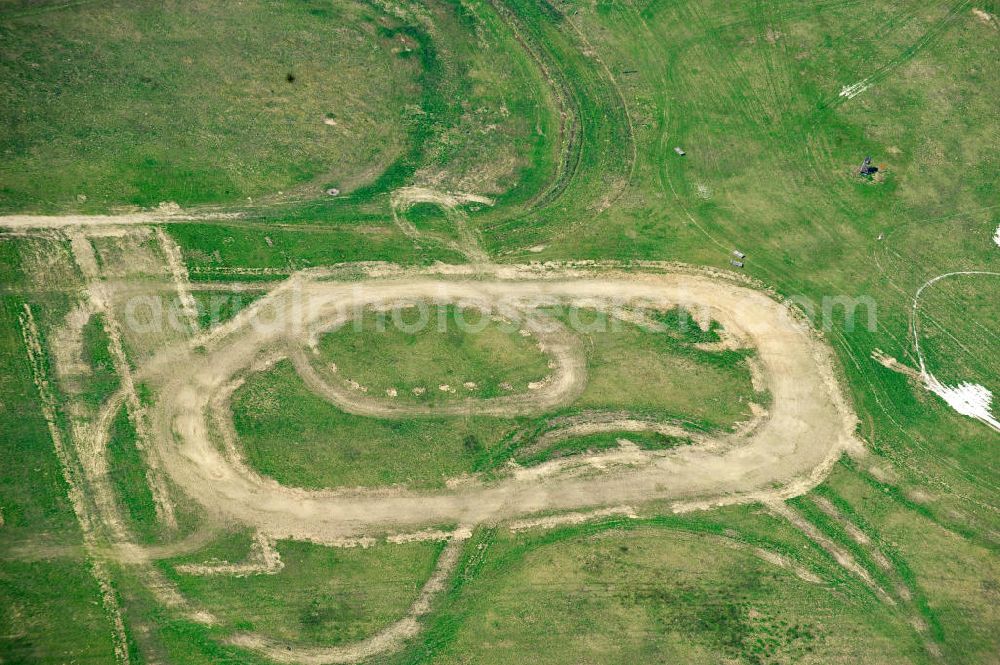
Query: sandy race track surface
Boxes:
[{"xmin": 139, "ymin": 264, "xmax": 862, "ymax": 545}]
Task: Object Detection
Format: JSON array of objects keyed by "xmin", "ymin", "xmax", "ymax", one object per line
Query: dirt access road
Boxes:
[{"xmin": 138, "ymin": 264, "xmax": 862, "ymax": 544}]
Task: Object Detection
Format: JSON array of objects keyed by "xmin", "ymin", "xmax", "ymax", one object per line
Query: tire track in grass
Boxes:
[
  {"xmin": 19, "ymin": 303, "xmax": 132, "ymax": 665},
  {"xmin": 227, "ymin": 531, "xmax": 470, "ymax": 664},
  {"xmin": 767, "ymin": 500, "xmax": 893, "ymax": 602},
  {"xmin": 808, "ymin": 493, "xmax": 944, "ymax": 658},
  {"xmin": 485, "ymin": 0, "xmax": 584, "ymax": 214},
  {"xmin": 557, "ymin": 2, "xmax": 638, "ymax": 211},
  {"xmin": 484, "ymin": 0, "xmax": 633, "ymax": 245},
  {"xmin": 154, "ymin": 227, "xmax": 199, "ymax": 333},
  {"xmin": 67, "ymin": 232, "xmax": 179, "ymax": 531},
  {"xmin": 818, "ymin": 0, "xmax": 972, "ymax": 110},
  {"xmin": 35, "ymin": 230, "xmax": 222, "ymax": 632}
]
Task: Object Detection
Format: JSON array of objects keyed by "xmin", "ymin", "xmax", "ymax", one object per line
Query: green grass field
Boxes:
[
  {"xmin": 232, "ymin": 359, "xmax": 520, "ymax": 489},
  {"xmin": 0, "ymin": 0, "xmax": 423, "ymax": 212},
  {"xmin": 79, "ymin": 312, "xmax": 120, "ymax": 406},
  {"xmin": 163, "ymin": 533, "xmax": 443, "ymax": 648},
  {"xmin": 408, "ymin": 521, "xmax": 925, "ymax": 664},
  {"xmin": 230, "ymin": 305, "xmax": 753, "ymax": 490},
  {"xmin": 0, "ymin": 250, "xmax": 122, "ymax": 663},
  {"xmin": 312, "ymin": 305, "xmax": 551, "ymax": 402},
  {"xmin": 1, "ymin": 0, "xmax": 998, "ymax": 663},
  {"xmin": 551, "ymin": 308, "xmax": 757, "ymax": 429}
]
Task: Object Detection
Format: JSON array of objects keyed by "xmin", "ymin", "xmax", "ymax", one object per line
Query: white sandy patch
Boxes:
[
  {"xmin": 527, "ymin": 376, "xmax": 551, "ymax": 391},
  {"xmin": 924, "ymin": 374, "xmax": 1000, "ymax": 432},
  {"xmin": 325, "ymin": 536, "xmax": 377, "ymax": 549},
  {"xmin": 868, "ymin": 464, "xmax": 897, "ymax": 484},
  {"xmin": 391, "ymin": 186, "xmax": 494, "ymax": 209},
  {"xmin": 972, "ymin": 8, "xmax": 998, "ymax": 27},
  {"xmin": 616, "ymin": 438, "xmax": 640, "ymax": 452},
  {"xmin": 387, "ymin": 526, "xmax": 472, "ymax": 544},
  {"xmin": 839, "ymin": 78, "xmax": 871, "ymax": 99},
  {"xmin": 912, "ymin": 271, "xmax": 1000, "ymax": 433}
]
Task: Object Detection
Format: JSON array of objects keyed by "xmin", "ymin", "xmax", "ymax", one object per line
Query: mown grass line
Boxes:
[
  {"xmin": 811, "ymin": 482, "xmax": 946, "ymax": 644},
  {"xmin": 106, "ymin": 404, "xmax": 160, "ymax": 545},
  {"xmin": 394, "ymin": 509, "xmax": 898, "ymax": 664}
]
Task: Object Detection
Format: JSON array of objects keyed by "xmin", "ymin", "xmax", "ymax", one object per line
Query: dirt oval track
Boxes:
[{"xmin": 141, "ymin": 265, "xmax": 861, "ymax": 543}]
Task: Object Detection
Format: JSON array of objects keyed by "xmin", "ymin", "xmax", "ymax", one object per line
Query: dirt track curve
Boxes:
[{"xmin": 139, "ymin": 264, "xmax": 861, "ymax": 544}]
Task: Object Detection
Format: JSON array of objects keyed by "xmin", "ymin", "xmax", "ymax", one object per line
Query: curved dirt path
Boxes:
[
  {"xmin": 910, "ymin": 270, "xmax": 1000, "ymax": 432},
  {"xmin": 139, "ymin": 264, "xmax": 861, "ymax": 544},
  {"xmin": 518, "ymin": 413, "xmax": 715, "ymax": 459},
  {"xmin": 227, "ymin": 533, "xmax": 468, "ymax": 664},
  {"xmin": 290, "ymin": 307, "xmax": 586, "ymax": 419}
]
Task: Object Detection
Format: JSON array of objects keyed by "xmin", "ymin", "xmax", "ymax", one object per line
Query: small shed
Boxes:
[
  {"xmin": 674, "ymin": 147, "xmax": 686, "ymax": 156},
  {"xmin": 732, "ymin": 249, "xmax": 746, "ymax": 260},
  {"xmin": 730, "ymin": 259, "xmax": 744, "ymax": 268}
]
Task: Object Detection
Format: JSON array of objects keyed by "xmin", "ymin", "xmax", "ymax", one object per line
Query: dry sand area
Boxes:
[{"xmin": 139, "ymin": 263, "xmax": 863, "ymax": 544}]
